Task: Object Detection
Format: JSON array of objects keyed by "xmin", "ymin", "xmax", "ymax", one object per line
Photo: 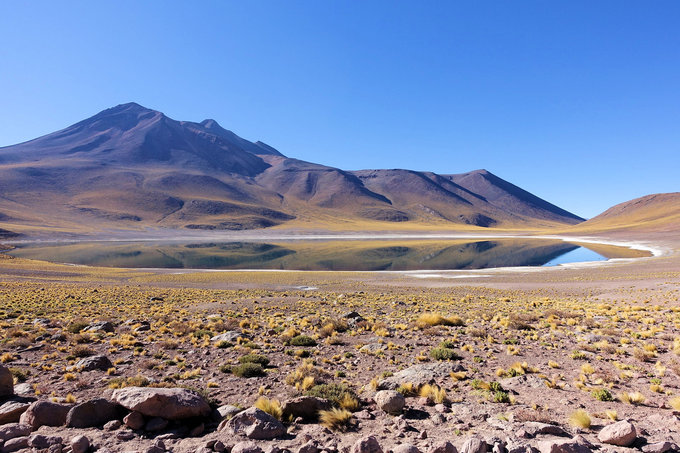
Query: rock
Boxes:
[
  {"xmin": 19, "ymin": 400, "xmax": 70, "ymax": 429},
  {"xmin": 12, "ymin": 383, "xmax": 31, "ymax": 396},
  {"xmin": 232, "ymin": 442, "xmax": 264, "ymax": 453},
  {"xmin": 83, "ymin": 321, "xmax": 115, "ymax": 333},
  {"xmin": 374, "ymin": 390, "xmax": 405, "ymax": 415},
  {"xmin": 0, "ymin": 365, "xmax": 13, "ymax": 396},
  {"xmin": 190, "ymin": 422, "xmax": 205, "ymax": 436},
  {"xmin": 597, "ymin": 420, "xmax": 637, "ymax": 447},
  {"xmin": 392, "ymin": 444, "xmax": 420, "ymax": 453},
  {"xmin": 218, "ymin": 404, "xmax": 244, "ymax": 419},
  {"xmin": 282, "ymin": 396, "xmax": 332, "ymax": 421},
  {"xmin": 642, "ymin": 442, "xmax": 679, "ymax": 453},
  {"xmin": 214, "ymin": 441, "xmax": 226, "ymax": 452},
  {"xmin": 378, "ymin": 363, "xmax": 465, "ymax": 390},
  {"xmin": 196, "ymin": 448, "xmax": 214, "ymax": 453},
  {"xmin": 0, "ymin": 401, "xmax": 29, "ymax": 424},
  {"xmin": 226, "ymin": 407, "xmax": 285, "ymax": 440},
  {"xmin": 360, "ymin": 343, "xmax": 386, "ymax": 354},
  {"xmin": 144, "ymin": 447, "xmax": 164, "ymax": 453},
  {"xmin": 47, "ymin": 444, "xmax": 63, "ymax": 453},
  {"xmin": 538, "ymin": 437, "xmax": 592, "ymax": 453},
  {"xmin": 427, "ymin": 441, "xmax": 457, "ymax": 453},
  {"xmin": 116, "ymin": 430, "xmax": 136, "ymax": 441},
  {"xmin": 145, "ymin": 416, "xmax": 169, "ymax": 432},
  {"xmin": 502, "ymin": 375, "xmax": 550, "ymax": 391},
  {"xmin": 460, "ymin": 437, "xmax": 487, "ymax": 453},
  {"xmin": 2, "ymin": 436, "xmax": 29, "ymax": 452},
  {"xmin": 298, "ymin": 441, "xmax": 319, "ymax": 453},
  {"xmin": 112, "ymin": 386, "xmax": 211, "ymax": 420},
  {"xmin": 33, "ymin": 318, "xmax": 53, "ymax": 327},
  {"xmin": 351, "ymin": 437, "xmax": 383, "ymax": 453},
  {"xmin": 0, "ymin": 423, "xmax": 31, "ymax": 442},
  {"xmin": 211, "ymin": 331, "xmax": 242, "ymax": 343},
  {"xmin": 523, "ymin": 422, "xmax": 569, "ymax": 438},
  {"xmin": 343, "ymin": 312, "xmax": 365, "ymax": 327},
  {"xmin": 104, "ymin": 419, "xmax": 122, "ymax": 430},
  {"xmin": 506, "ymin": 442, "xmax": 538, "ymax": 453},
  {"xmin": 71, "ymin": 435, "xmax": 90, "ymax": 453},
  {"xmin": 76, "ymin": 355, "xmax": 113, "ymax": 372},
  {"xmin": 124, "ymin": 411, "xmax": 145, "ymax": 429},
  {"xmin": 27, "ymin": 434, "xmax": 63, "ymax": 449},
  {"xmin": 66, "ymin": 398, "xmax": 123, "ymax": 428}
]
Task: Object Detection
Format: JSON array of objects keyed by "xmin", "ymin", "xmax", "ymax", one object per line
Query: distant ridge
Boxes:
[{"xmin": 0, "ymin": 102, "xmax": 584, "ymax": 234}]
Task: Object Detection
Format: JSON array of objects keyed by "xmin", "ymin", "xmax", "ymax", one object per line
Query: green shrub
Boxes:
[
  {"xmin": 306, "ymin": 383, "xmax": 356, "ymax": 407},
  {"xmin": 239, "ymin": 354, "xmax": 270, "ymax": 366},
  {"xmin": 231, "ymin": 363, "xmax": 265, "ymax": 378},
  {"xmin": 430, "ymin": 347, "xmax": 461, "ymax": 361},
  {"xmin": 289, "ymin": 335, "xmax": 317, "ymax": 347},
  {"xmin": 592, "ymin": 388, "xmax": 614, "ymax": 402}
]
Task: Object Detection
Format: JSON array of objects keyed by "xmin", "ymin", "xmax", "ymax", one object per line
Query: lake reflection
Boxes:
[{"xmin": 6, "ymin": 238, "xmax": 646, "ymax": 271}]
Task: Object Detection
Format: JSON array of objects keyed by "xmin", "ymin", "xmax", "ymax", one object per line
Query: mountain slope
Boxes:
[
  {"xmin": 0, "ymin": 102, "xmax": 585, "ymax": 234},
  {"xmin": 570, "ymin": 193, "xmax": 680, "ymax": 234}
]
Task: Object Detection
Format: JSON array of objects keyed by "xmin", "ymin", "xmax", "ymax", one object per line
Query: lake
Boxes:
[{"xmin": 6, "ymin": 238, "xmax": 650, "ymax": 271}]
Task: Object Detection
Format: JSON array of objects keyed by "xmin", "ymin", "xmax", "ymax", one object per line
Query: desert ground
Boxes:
[{"xmin": 1, "ymin": 229, "xmax": 680, "ymax": 453}]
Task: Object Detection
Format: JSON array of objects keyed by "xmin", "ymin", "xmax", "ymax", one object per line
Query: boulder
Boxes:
[
  {"xmin": 378, "ymin": 362, "xmax": 465, "ymax": 390},
  {"xmin": 76, "ymin": 355, "xmax": 113, "ymax": 372},
  {"xmin": 19, "ymin": 400, "xmax": 71, "ymax": 429},
  {"xmin": 427, "ymin": 441, "xmax": 458, "ymax": 453},
  {"xmin": 0, "ymin": 423, "xmax": 31, "ymax": 442},
  {"xmin": 66, "ymin": 398, "xmax": 124, "ymax": 428},
  {"xmin": 460, "ymin": 437, "xmax": 487, "ymax": 453},
  {"xmin": 83, "ymin": 321, "xmax": 115, "ymax": 333},
  {"xmin": 124, "ymin": 410, "xmax": 145, "ymax": 429},
  {"xmin": 0, "ymin": 401, "xmax": 30, "ymax": 424},
  {"xmin": 2, "ymin": 436, "xmax": 29, "ymax": 452},
  {"xmin": 226, "ymin": 407, "xmax": 285, "ymax": 440},
  {"xmin": 112, "ymin": 387, "xmax": 211, "ymax": 420},
  {"xmin": 0, "ymin": 365, "xmax": 13, "ymax": 396},
  {"xmin": 597, "ymin": 420, "xmax": 637, "ymax": 447},
  {"xmin": 282, "ymin": 396, "xmax": 331, "ymax": 420},
  {"xmin": 351, "ymin": 436, "xmax": 383, "ymax": 453},
  {"xmin": 27, "ymin": 434, "xmax": 63, "ymax": 449},
  {"xmin": 374, "ymin": 390, "xmax": 405, "ymax": 415}
]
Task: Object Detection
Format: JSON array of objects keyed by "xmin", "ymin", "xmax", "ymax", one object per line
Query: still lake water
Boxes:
[{"xmin": 7, "ymin": 238, "xmax": 649, "ymax": 271}]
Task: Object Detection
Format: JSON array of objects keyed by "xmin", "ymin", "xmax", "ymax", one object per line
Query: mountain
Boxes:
[
  {"xmin": 0, "ymin": 102, "xmax": 584, "ymax": 235},
  {"xmin": 570, "ymin": 193, "xmax": 680, "ymax": 234}
]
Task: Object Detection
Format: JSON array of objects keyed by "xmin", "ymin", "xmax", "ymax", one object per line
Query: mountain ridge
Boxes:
[{"xmin": 0, "ymin": 102, "xmax": 585, "ymax": 234}]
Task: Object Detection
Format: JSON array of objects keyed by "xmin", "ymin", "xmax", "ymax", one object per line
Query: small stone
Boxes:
[
  {"xmin": 0, "ymin": 423, "xmax": 32, "ymax": 442},
  {"xmin": 460, "ymin": 437, "xmax": 487, "ymax": 453},
  {"xmin": 71, "ymin": 435, "xmax": 90, "ymax": 453},
  {"xmin": 0, "ymin": 401, "xmax": 30, "ymax": 424},
  {"xmin": 232, "ymin": 441, "xmax": 264, "ymax": 453},
  {"xmin": 27, "ymin": 434, "xmax": 63, "ymax": 449},
  {"xmin": 298, "ymin": 441, "xmax": 319, "ymax": 453},
  {"xmin": 214, "ymin": 441, "xmax": 226, "ymax": 452},
  {"xmin": 597, "ymin": 420, "xmax": 637, "ymax": 447},
  {"xmin": 226, "ymin": 407, "xmax": 286, "ymax": 440},
  {"xmin": 427, "ymin": 441, "xmax": 457, "ymax": 453},
  {"xmin": 218, "ymin": 404, "xmax": 243, "ymax": 419},
  {"xmin": 392, "ymin": 444, "xmax": 420, "ymax": 453},
  {"xmin": 116, "ymin": 430, "xmax": 137, "ymax": 441},
  {"xmin": 76, "ymin": 355, "xmax": 114, "ymax": 372},
  {"xmin": 523, "ymin": 422, "xmax": 569, "ymax": 438},
  {"xmin": 124, "ymin": 410, "xmax": 146, "ymax": 430},
  {"xmin": 104, "ymin": 419, "xmax": 122, "ymax": 430},
  {"xmin": 374, "ymin": 390, "xmax": 405, "ymax": 415},
  {"xmin": 195, "ymin": 448, "xmax": 213, "ymax": 453},
  {"xmin": 83, "ymin": 321, "xmax": 115, "ymax": 333},
  {"xmin": 2, "ymin": 436, "xmax": 30, "ymax": 453},
  {"xmin": 537, "ymin": 437, "xmax": 592, "ymax": 453},
  {"xmin": 351, "ymin": 436, "xmax": 383, "ymax": 453},
  {"xmin": 145, "ymin": 416, "xmax": 169, "ymax": 432},
  {"xmin": 0, "ymin": 364, "xmax": 15, "ymax": 396},
  {"xmin": 641, "ymin": 442, "xmax": 678, "ymax": 453},
  {"xmin": 434, "ymin": 404, "xmax": 449, "ymax": 413},
  {"xmin": 282, "ymin": 396, "xmax": 331, "ymax": 421},
  {"xmin": 144, "ymin": 447, "xmax": 164, "ymax": 453}
]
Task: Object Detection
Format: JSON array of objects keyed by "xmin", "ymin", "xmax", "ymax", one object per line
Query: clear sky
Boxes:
[{"xmin": 1, "ymin": 1, "xmax": 678, "ymax": 218}]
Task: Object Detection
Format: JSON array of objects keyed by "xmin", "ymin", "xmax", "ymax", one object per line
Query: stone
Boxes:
[
  {"xmin": 641, "ymin": 442, "xmax": 678, "ymax": 453},
  {"xmin": 2, "ymin": 436, "xmax": 29, "ymax": 453},
  {"xmin": 145, "ymin": 416, "xmax": 169, "ymax": 432},
  {"xmin": 19, "ymin": 400, "xmax": 70, "ymax": 429},
  {"xmin": 374, "ymin": 390, "xmax": 405, "ymax": 415},
  {"xmin": 12, "ymin": 383, "xmax": 31, "ymax": 396},
  {"xmin": 211, "ymin": 331, "xmax": 242, "ymax": 343},
  {"xmin": 597, "ymin": 420, "xmax": 637, "ymax": 447},
  {"xmin": 523, "ymin": 422, "xmax": 570, "ymax": 438},
  {"xmin": 190, "ymin": 422, "xmax": 205, "ymax": 436},
  {"xmin": 47, "ymin": 444, "xmax": 63, "ymax": 453},
  {"xmin": 104, "ymin": 419, "xmax": 122, "ymax": 430},
  {"xmin": 112, "ymin": 386, "xmax": 211, "ymax": 420},
  {"xmin": 360, "ymin": 343, "xmax": 386, "ymax": 354},
  {"xmin": 76, "ymin": 355, "xmax": 113, "ymax": 372},
  {"xmin": 27, "ymin": 434, "xmax": 63, "ymax": 449},
  {"xmin": 124, "ymin": 411, "xmax": 145, "ymax": 429},
  {"xmin": 282, "ymin": 396, "xmax": 332, "ymax": 420},
  {"xmin": 196, "ymin": 448, "xmax": 214, "ymax": 453},
  {"xmin": 226, "ymin": 407, "xmax": 286, "ymax": 440},
  {"xmin": 71, "ymin": 435, "xmax": 90, "ymax": 453},
  {"xmin": 214, "ymin": 441, "xmax": 226, "ymax": 452},
  {"xmin": 392, "ymin": 444, "xmax": 420, "ymax": 453},
  {"xmin": 66, "ymin": 398, "xmax": 123, "ymax": 428},
  {"xmin": 351, "ymin": 436, "xmax": 383, "ymax": 453},
  {"xmin": 427, "ymin": 441, "xmax": 457, "ymax": 453},
  {"xmin": 298, "ymin": 441, "xmax": 319, "ymax": 453},
  {"xmin": 0, "ymin": 423, "xmax": 31, "ymax": 442},
  {"xmin": 378, "ymin": 363, "xmax": 465, "ymax": 390},
  {"xmin": 232, "ymin": 442, "xmax": 264, "ymax": 453},
  {"xmin": 218, "ymin": 404, "xmax": 243, "ymax": 419},
  {"xmin": 460, "ymin": 437, "xmax": 487, "ymax": 453},
  {"xmin": 537, "ymin": 437, "xmax": 593, "ymax": 453},
  {"xmin": 0, "ymin": 364, "xmax": 13, "ymax": 396},
  {"xmin": 83, "ymin": 321, "xmax": 115, "ymax": 333},
  {"xmin": 0, "ymin": 401, "xmax": 30, "ymax": 424}
]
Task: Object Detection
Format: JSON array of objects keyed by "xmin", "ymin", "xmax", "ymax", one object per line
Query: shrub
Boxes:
[
  {"xmin": 306, "ymin": 383, "xmax": 357, "ymax": 407},
  {"xmin": 239, "ymin": 354, "xmax": 270, "ymax": 367},
  {"xmin": 67, "ymin": 321, "xmax": 89, "ymax": 334},
  {"xmin": 319, "ymin": 408, "xmax": 353, "ymax": 431},
  {"xmin": 569, "ymin": 409, "xmax": 591, "ymax": 429},
  {"xmin": 430, "ymin": 347, "xmax": 461, "ymax": 361},
  {"xmin": 231, "ymin": 363, "xmax": 265, "ymax": 378},
  {"xmin": 416, "ymin": 313, "xmax": 464, "ymax": 328},
  {"xmin": 289, "ymin": 335, "xmax": 317, "ymax": 347},
  {"xmin": 592, "ymin": 388, "xmax": 614, "ymax": 402},
  {"xmin": 419, "ymin": 384, "xmax": 447, "ymax": 404},
  {"xmin": 254, "ymin": 397, "xmax": 282, "ymax": 420}
]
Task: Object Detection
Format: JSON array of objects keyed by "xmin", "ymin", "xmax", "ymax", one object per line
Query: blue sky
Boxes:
[{"xmin": 1, "ymin": 1, "xmax": 678, "ymax": 218}]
